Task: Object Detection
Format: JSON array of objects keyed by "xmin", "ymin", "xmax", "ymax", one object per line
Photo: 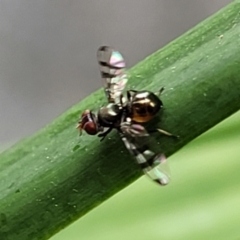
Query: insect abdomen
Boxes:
[{"xmin": 131, "ymin": 91, "xmax": 162, "ymax": 123}]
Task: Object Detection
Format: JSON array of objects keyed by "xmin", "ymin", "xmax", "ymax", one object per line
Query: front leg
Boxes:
[{"xmin": 98, "ymin": 127, "xmax": 113, "ymax": 141}]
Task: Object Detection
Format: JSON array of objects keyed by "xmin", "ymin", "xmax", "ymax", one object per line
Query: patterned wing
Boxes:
[
  {"xmin": 120, "ymin": 123, "xmax": 170, "ymax": 186},
  {"xmin": 97, "ymin": 46, "xmax": 128, "ymax": 104}
]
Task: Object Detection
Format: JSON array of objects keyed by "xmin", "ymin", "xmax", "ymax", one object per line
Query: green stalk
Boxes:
[{"xmin": 1, "ymin": 1, "xmax": 240, "ymax": 239}]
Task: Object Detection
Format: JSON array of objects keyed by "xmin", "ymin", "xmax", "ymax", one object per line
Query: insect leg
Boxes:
[
  {"xmin": 154, "ymin": 87, "xmax": 165, "ymax": 96},
  {"xmin": 98, "ymin": 127, "xmax": 113, "ymax": 141},
  {"xmin": 149, "ymin": 128, "xmax": 179, "ymax": 138},
  {"xmin": 127, "ymin": 90, "xmax": 138, "ymax": 101}
]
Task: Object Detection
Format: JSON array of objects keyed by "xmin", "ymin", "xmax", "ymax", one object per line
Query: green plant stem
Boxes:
[{"xmin": 1, "ymin": 1, "xmax": 240, "ymax": 239}]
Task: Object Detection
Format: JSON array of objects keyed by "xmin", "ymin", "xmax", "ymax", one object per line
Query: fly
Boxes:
[{"xmin": 77, "ymin": 46, "xmax": 177, "ymax": 186}]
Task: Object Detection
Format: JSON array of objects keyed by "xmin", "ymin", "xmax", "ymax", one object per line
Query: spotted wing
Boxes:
[
  {"xmin": 97, "ymin": 46, "xmax": 128, "ymax": 104},
  {"xmin": 120, "ymin": 123, "xmax": 170, "ymax": 186}
]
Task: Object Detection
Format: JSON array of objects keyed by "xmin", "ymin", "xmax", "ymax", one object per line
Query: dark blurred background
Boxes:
[{"xmin": 0, "ymin": 0, "xmax": 231, "ymax": 147}]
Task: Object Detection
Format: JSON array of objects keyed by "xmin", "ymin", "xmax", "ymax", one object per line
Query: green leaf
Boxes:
[{"xmin": 0, "ymin": 1, "xmax": 240, "ymax": 239}]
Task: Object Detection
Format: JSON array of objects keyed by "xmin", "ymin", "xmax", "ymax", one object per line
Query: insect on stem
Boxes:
[{"xmin": 77, "ymin": 46, "xmax": 178, "ymax": 186}]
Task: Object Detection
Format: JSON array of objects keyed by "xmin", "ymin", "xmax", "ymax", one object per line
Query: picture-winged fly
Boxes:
[{"xmin": 77, "ymin": 46, "xmax": 177, "ymax": 186}]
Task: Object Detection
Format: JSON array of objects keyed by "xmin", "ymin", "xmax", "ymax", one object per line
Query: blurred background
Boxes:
[{"xmin": 1, "ymin": 1, "xmax": 240, "ymax": 240}]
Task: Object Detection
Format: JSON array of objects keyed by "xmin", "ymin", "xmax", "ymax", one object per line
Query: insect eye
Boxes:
[{"xmin": 84, "ymin": 121, "xmax": 98, "ymax": 135}]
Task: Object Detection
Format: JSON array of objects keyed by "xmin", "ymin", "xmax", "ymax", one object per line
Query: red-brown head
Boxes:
[{"xmin": 77, "ymin": 110, "xmax": 99, "ymax": 135}]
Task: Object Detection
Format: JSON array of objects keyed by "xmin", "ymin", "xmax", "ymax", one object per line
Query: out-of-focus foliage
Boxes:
[{"xmin": 52, "ymin": 111, "xmax": 240, "ymax": 240}]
